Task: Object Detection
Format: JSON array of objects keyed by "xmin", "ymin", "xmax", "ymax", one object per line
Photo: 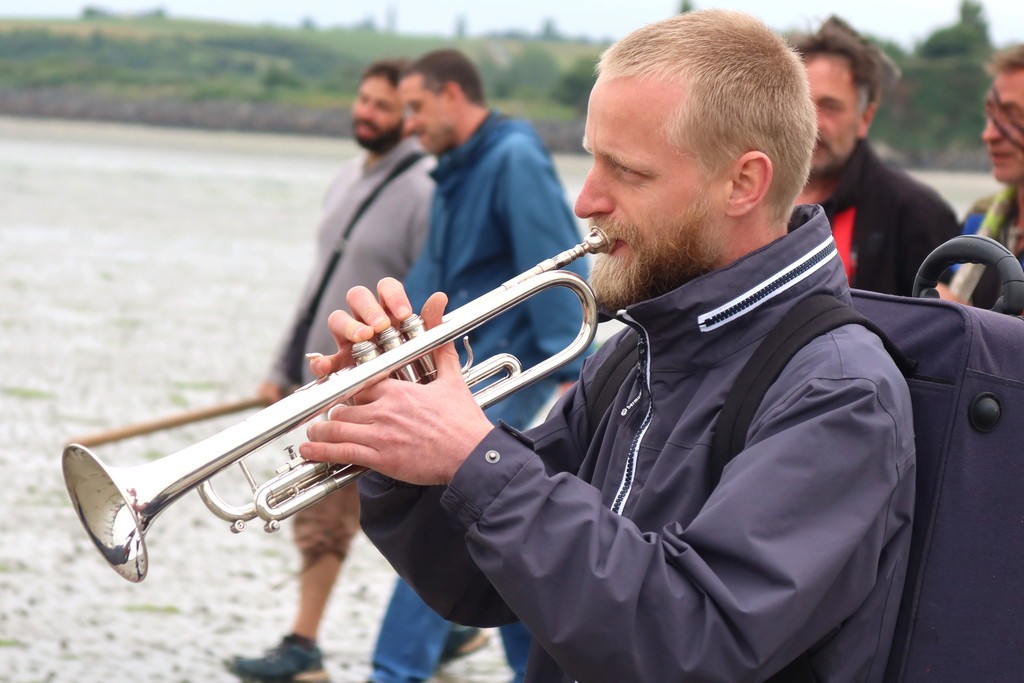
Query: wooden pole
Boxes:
[{"xmin": 66, "ymin": 396, "xmax": 269, "ymax": 448}]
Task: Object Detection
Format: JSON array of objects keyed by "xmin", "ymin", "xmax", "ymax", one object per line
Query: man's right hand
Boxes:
[
  {"xmin": 300, "ymin": 277, "xmax": 494, "ymax": 486},
  {"xmin": 307, "ymin": 277, "xmax": 421, "ymax": 379}
]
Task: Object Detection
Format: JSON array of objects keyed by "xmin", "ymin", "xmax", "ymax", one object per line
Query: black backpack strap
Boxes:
[
  {"xmin": 709, "ymin": 293, "xmax": 910, "ymax": 489},
  {"xmin": 281, "ymin": 150, "xmax": 426, "ymax": 383},
  {"xmin": 309, "ymin": 150, "xmax": 427, "ymax": 316},
  {"xmin": 709, "ymin": 293, "xmax": 911, "ymax": 683},
  {"xmin": 585, "ymin": 330, "xmax": 640, "ymax": 437}
]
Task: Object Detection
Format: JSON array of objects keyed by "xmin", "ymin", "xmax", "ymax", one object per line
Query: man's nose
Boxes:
[
  {"xmin": 982, "ymin": 116, "xmax": 1003, "ymax": 144},
  {"xmin": 574, "ymin": 169, "xmax": 613, "ymax": 219}
]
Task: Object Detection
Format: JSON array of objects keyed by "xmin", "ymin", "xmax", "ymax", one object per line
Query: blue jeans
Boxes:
[
  {"xmin": 368, "ymin": 381, "xmax": 554, "ymax": 683},
  {"xmin": 370, "ymin": 578, "xmax": 529, "ymax": 683}
]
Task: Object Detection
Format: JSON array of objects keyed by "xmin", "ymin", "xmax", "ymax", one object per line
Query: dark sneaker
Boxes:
[
  {"xmin": 227, "ymin": 637, "xmax": 328, "ymax": 682},
  {"xmin": 438, "ymin": 626, "xmax": 489, "ymax": 667}
]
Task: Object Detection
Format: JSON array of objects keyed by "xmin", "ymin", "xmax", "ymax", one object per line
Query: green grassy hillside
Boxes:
[
  {"xmin": 0, "ymin": 15, "xmax": 604, "ymax": 119},
  {"xmin": 0, "ymin": 5, "xmax": 1001, "ymax": 163}
]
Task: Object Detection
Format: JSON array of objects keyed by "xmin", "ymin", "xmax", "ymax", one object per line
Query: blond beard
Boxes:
[{"xmin": 589, "ymin": 195, "xmax": 721, "ymax": 311}]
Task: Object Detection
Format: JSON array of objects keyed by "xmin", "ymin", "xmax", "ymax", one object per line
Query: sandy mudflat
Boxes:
[{"xmin": 0, "ymin": 117, "xmax": 510, "ymax": 683}]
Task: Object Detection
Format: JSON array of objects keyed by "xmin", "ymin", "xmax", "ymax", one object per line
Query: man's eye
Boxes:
[{"xmin": 987, "ymin": 101, "xmax": 1024, "ymax": 131}]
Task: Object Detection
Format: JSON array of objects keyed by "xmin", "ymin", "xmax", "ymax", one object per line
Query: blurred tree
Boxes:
[
  {"xmin": 476, "ymin": 54, "xmax": 506, "ymax": 98},
  {"xmin": 540, "ymin": 18, "xmax": 563, "ymax": 42},
  {"xmin": 870, "ymin": 0, "xmax": 991, "ymax": 161},
  {"xmin": 353, "ymin": 16, "xmax": 377, "ymax": 32},
  {"xmin": 679, "ymin": 1, "xmax": 696, "ymax": 13},
  {"xmin": 386, "ymin": 3, "xmax": 397, "ymax": 33},
  {"xmin": 552, "ymin": 55, "xmax": 597, "ymax": 115},
  {"xmin": 261, "ymin": 63, "xmax": 304, "ymax": 90},
  {"xmin": 918, "ymin": 0, "xmax": 990, "ymax": 59},
  {"xmin": 502, "ymin": 46, "xmax": 560, "ymax": 97}
]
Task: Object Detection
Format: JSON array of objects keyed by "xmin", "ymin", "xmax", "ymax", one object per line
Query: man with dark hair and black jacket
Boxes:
[
  {"xmin": 792, "ymin": 16, "xmax": 959, "ymax": 296},
  {"xmin": 299, "ymin": 10, "xmax": 915, "ymax": 682}
]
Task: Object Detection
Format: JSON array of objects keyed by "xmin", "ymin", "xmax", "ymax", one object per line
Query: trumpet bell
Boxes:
[{"xmin": 63, "ymin": 444, "xmax": 149, "ymax": 582}]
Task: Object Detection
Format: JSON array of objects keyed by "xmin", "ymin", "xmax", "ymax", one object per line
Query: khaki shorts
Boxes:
[{"xmin": 291, "ymin": 483, "xmax": 360, "ymax": 569}]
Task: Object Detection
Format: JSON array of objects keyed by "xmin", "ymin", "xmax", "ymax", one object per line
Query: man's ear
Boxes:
[
  {"xmin": 858, "ymin": 101, "xmax": 878, "ymax": 138},
  {"xmin": 725, "ymin": 151, "xmax": 773, "ymax": 218},
  {"xmin": 441, "ymin": 80, "xmax": 464, "ymax": 104}
]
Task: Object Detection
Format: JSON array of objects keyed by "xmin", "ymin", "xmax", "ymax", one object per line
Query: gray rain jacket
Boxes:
[{"xmin": 359, "ymin": 205, "xmax": 916, "ymax": 683}]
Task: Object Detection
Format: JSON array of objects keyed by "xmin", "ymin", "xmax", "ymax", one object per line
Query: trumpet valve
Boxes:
[
  {"xmin": 275, "ymin": 447, "xmax": 305, "ymax": 475},
  {"xmin": 400, "ymin": 315, "xmax": 437, "ymax": 382},
  {"xmin": 351, "ymin": 340, "xmax": 381, "ymax": 364},
  {"xmin": 376, "ymin": 327, "xmax": 421, "ymax": 383}
]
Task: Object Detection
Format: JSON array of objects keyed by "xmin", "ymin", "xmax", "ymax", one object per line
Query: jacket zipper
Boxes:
[
  {"xmin": 611, "ymin": 319, "xmax": 653, "ymax": 515},
  {"xmin": 607, "ymin": 237, "xmax": 837, "ymax": 513}
]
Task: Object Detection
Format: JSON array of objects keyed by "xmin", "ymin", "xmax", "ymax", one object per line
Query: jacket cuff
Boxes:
[
  {"xmin": 359, "ymin": 470, "xmax": 421, "ymax": 495},
  {"xmin": 441, "ymin": 423, "xmax": 535, "ymax": 529}
]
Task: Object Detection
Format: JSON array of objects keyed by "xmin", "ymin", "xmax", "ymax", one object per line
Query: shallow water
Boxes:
[{"xmin": 0, "ymin": 115, "xmax": 1000, "ymax": 682}]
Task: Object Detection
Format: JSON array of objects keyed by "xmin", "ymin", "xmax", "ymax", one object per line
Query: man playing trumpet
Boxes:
[{"xmin": 301, "ymin": 10, "xmax": 915, "ymax": 682}]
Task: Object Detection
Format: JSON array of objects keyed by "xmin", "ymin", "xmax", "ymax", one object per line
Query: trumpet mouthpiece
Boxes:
[{"xmin": 584, "ymin": 227, "xmax": 611, "ymax": 254}]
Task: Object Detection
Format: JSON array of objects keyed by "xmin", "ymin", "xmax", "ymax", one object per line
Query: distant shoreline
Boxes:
[
  {"xmin": 0, "ymin": 112, "xmax": 1000, "ymax": 221},
  {"xmin": 0, "ymin": 87, "xmax": 992, "ymax": 171},
  {"xmin": 0, "ymin": 87, "xmax": 589, "ymax": 156}
]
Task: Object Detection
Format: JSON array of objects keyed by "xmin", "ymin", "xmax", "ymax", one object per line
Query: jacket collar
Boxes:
[
  {"xmin": 431, "ymin": 110, "xmax": 505, "ymax": 183},
  {"xmin": 820, "ymin": 139, "xmax": 877, "ymax": 217},
  {"xmin": 617, "ymin": 205, "xmax": 851, "ymax": 371}
]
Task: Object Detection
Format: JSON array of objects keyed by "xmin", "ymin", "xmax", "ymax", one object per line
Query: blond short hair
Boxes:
[{"xmin": 598, "ymin": 10, "xmax": 816, "ymax": 227}]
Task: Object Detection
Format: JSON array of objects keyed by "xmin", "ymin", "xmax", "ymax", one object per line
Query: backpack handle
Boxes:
[{"xmin": 913, "ymin": 234, "xmax": 1024, "ymax": 316}]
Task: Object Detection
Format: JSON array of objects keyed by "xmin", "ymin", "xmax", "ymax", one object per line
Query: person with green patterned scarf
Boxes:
[{"xmin": 945, "ymin": 45, "xmax": 1024, "ymax": 309}]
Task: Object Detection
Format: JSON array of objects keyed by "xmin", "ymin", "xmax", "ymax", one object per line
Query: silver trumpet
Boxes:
[{"xmin": 62, "ymin": 228, "xmax": 610, "ymax": 582}]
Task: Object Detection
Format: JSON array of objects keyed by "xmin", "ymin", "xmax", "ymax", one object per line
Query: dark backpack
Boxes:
[{"xmin": 586, "ymin": 237, "xmax": 1024, "ymax": 682}]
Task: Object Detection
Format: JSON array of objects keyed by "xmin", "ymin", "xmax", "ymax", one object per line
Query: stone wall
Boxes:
[{"xmin": 0, "ymin": 87, "xmax": 587, "ymax": 154}]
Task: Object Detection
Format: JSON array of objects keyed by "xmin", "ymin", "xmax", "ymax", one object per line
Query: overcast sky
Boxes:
[{"xmin": 2, "ymin": 1, "xmax": 1022, "ymax": 50}]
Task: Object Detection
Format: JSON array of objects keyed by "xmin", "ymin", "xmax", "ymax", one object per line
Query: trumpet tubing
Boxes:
[{"xmin": 62, "ymin": 228, "xmax": 610, "ymax": 582}]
